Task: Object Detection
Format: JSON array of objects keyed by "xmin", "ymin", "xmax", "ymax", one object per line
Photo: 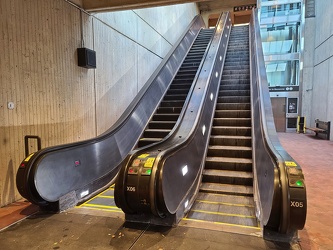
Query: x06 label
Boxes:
[{"xmin": 127, "ymin": 186, "xmax": 136, "ymax": 192}]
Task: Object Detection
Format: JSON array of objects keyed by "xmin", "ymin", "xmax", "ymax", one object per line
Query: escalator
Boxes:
[
  {"xmin": 15, "ymin": 15, "xmax": 208, "ymax": 211},
  {"xmin": 80, "ymin": 28, "xmax": 216, "ymax": 213},
  {"xmin": 115, "ymin": 10, "xmax": 306, "ymax": 241},
  {"xmin": 138, "ymin": 29, "xmax": 214, "ymax": 148},
  {"xmin": 183, "ymin": 25, "xmax": 259, "ymax": 234}
]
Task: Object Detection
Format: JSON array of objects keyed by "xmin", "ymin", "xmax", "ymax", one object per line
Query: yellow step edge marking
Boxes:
[
  {"xmin": 190, "ymin": 209, "xmax": 256, "ymax": 218},
  {"xmin": 77, "ymin": 194, "xmax": 102, "ymax": 207},
  {"xmin": 182, "ymin": 217, "xmax": 260, "ymax": 230},
  {"xmin": 79, "ymin": 206, "xmax": 123, "ymax": 213},
  {"xmin": 82, "ymin": 203, "xmax": 121, "ymax": 210},
  {"xmin": 98, "ymin": 195, "xmax": 114, "ymax": 199},
  {"xmin": 77, "ymin": 186, "xmax": 116, "ymax": 207},
  {"xmin": 196, "ymin": 199, "xmax": 254, "ymax": 208},
  {"xmin": 200, "ymin": 192, "xmax": 251, "ymax": 198}
]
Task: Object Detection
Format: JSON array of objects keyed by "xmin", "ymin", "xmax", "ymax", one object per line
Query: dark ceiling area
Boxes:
[{"xmin": 73, "ymin": 0, "xmax": 256, "ymax": 13}]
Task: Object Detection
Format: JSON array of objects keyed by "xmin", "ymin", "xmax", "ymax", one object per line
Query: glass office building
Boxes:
[{"xmin": 257, "ymin": 0, "xmax": 304, "ymax": 132}]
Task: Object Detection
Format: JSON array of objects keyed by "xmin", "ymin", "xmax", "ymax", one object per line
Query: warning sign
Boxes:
[
  {"xmin": 285, "ymin": 161, "xmax": 297, "ymax": 167},
  {"xmin": 144, "ymin": 158, "xmax": 155, "ymax": 168},
  {"xmin": 138, "ymin": 154, "xmax": 149, "ymax": 159}
]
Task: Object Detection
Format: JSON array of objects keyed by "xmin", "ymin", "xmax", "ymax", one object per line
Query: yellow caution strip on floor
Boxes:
[
  {"xmin": 195, "ymin": 199, "xmax": 254, "ymax": 207},
  {"xmin": 190, "ymin": 209, "xmax": 256, "ymax": 218},
  {"xmin": 182, "ymin": 217, "xmax": 260, "ymax": 229}
]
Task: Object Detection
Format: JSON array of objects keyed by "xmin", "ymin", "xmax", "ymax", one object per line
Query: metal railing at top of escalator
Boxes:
[
  {"xmin": 114, "ymin": 12, "xmax": 232, "ymax": 224},
  {"xmin": 249, "ymin": 8, "xmax": 306, "ymax": 236}
]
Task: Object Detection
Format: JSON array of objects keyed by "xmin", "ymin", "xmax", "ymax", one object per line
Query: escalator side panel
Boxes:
[
  {"xmin": 158, "ymin": 13, "xmax": 232, "ymax": 216},
  {"xmin": 249, "ymin": 9, "xmax": 306, "ymax": 235},
  {"xmin": 16, "ymin": 15, "xmax": 206, "ymax": 206},
  {"xmin": 114, "ymin": 13, "xmax": 231, "ymax": 225},
  {"xmin": 115, "ymin": 28, "xmax": 216, "ymax": 217}
]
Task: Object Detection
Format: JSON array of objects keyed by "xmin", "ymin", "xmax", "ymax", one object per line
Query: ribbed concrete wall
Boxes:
[
  {"xmin": 0, "ymin": 0, "xmax": 198, "ymax": 206},
  {"xmin": 302, "ymin": 0, "xmax": 333, "ymax": 140}
]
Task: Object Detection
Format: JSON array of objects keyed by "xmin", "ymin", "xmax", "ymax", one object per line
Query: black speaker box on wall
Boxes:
[{"xmin": 77, "ymin": 48, "xmax": 96, "ymax": 69}]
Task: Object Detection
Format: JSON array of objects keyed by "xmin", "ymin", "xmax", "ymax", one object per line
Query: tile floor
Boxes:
[
  {"xmin": 278, "ymin": 132, "xmax": 333, "ymax": 250},
  {"xmin": 0, "ymin": 132, "xmax": 332, "ymax": 249}
]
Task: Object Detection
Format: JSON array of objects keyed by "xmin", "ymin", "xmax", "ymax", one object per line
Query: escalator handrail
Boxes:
[
  {"xmin": 114, "ymin": 13, "xmax": 227, "ymax": 216},
  {"xmin": 16, "ymin": 15, "xmax": 206, "ymax": 205},
  {"xmin": 117, "ymin": 12, "xmax": 231, "ymax": 216},
  {"xmin": 154, "ymin": 12, "xmax": 231, "ymax": 215},
  {"xmin": 250, "ymin": 8, "xmax": 305, "ymax": 233}
]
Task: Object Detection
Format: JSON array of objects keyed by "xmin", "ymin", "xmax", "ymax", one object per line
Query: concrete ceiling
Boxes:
[{"xmin": 72, "ymin": 0, "xmax": 255, "ymax": 13}]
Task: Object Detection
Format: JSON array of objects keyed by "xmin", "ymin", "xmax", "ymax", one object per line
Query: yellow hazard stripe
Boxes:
[
  {"xmin": 190, "ymin": 209, "xmax": 256, "ymax": 218},
  {"xmin": 196, "ymin": 199, "xmax": 254, "ymax": 207},
  {"xmin": 182, "ymin": 217, "xmax": 260, "ymax": 229},
  {"xmin": 77, "ymin": 186, "xmax": 115, "ymax": 207},
  {"xmin": 98, "ymin": 195, "xmax": 114, "ymax": 199},
  {"xmin": 78, "ymin": 206, "xmax": 123, "ymax": 213},
  {"xmin": 81, "ymin": 203, "xmax": 121, "ymax": 210}
]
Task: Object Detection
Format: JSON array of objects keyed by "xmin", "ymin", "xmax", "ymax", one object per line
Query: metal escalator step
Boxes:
[
  {"xmin": 156, "ymin": 107, "xmax": 182, "ymax": 114},
  {"xmin": 172, "ymin": 78, "xmax": 195, "ymax": 84},
  {"xmin": 202, "ymin": 169, "xmax": 253, "ymax": 186},
  {"xmin": 149, "ymin": 121, "xmax": 176, "ymax": 129},
  {"xmin": 208, "ymin": 145, "xmax": 252, "ymax": 151},
  {"xmin": 177, "ymin": 68, "xmax": 199, "ymax": 74},
  {"xmin": 214, "ymin": 110, "xmax": 251, "ymax": 118},
  {"xmin": 227, "ymin": 44, "xmax": 249, "ymax": 49},
  {"xmin": 191, "ymin": 199, "xmax": 255, "ymax": 217},
  {"xmin": 169, "ymin": 83, "xmax": 192, "ymax": 89},
  {"xmin": 174, "ymin": 73, "xmax": 196, "ymax": 79},
  {"xmin": 181, "ymin": 62, "xmax": 200, "ymax": 67},
  {"xmin": 223, "ymin": 61, "xmax": 249, "ymax": 67},
  {"xmin": 219, "ymin": 90, "xmax": 250, "ymax": 96},
  {"xmin": 159, "ymin": 100, "xmax": 185, "ymax": 107},
  {"xmin": 213, "ymin": 118, "xmax": 251, "ymax": 127},
  {"xmin": 143, "ymin": 129, "xmax": 171, "ymax": 138},
  {"xmin": 207, "ymin": 145, "xmax": 252, "ymax": 158},
  {"xmin": 226, "ymin": 51, "xmax": 250, "ymax": 56},
  {"xmin": 184, "ymin": 55, "xmax": 205, "ymax": 60},
  {"xmin": 209, "ymin": 135, "xmax": 251, "ymax": 146},
  {"xmin": 216, "ymin": 103, "xmax": 250, "ymax": 110},
  {"xmin": 211, "ymin": 126, "xmax": 251, "ymax": 136},
  {"xmin": 196, "ymin": 192, "xmax": 254, "ymax": 206},
  {"xmin": 205, "ymin": 156, "xmax": 252, "ymax": 171},
  {"xmin": 165, "ymin": 89, "xmax": 190, "ymax": 96},
  {"xmin": 223, "ymin": 65, "xmax": 249, "ymax": 70},
  {"xmin": 217, "ymin": 96, "xmax": 250, "ymax": 103},
  {"xmin": 227, "ymin": 45, "xmax": 249, "ymax": 50},
  {"xmin": 219, "ymin": 84, "xmax": 250, "ymax": 91},
  {"xmin": 222, "ymin": 69, "xmax": 250, "ymax": 75},
  {"xmin": 222, "ymin": 74, "xmax": 249, "ymax": 80},
  {"xmin": 187, "ymin": 49, "xmax": 206, "ymax": 54},
  {"xmin": 176, "ymin": 70, "xmax": 197, "ymax": 75},
  {"xmin": 163, "ymin": 94, "xmax": 187, "ymax": 101},
  {"xmin": 220, "ymin": 79, "xmax": 250, "ymax": 85},
  {"xmin": 185, "ymin": 209, "xmax": 258, "ymax": 228},
  {"xmin": 226, "ymin": 49, "xmax": 249, "ymax": 54},
  {"xmin": 138, "ymin": 138, "xmax": 161, "ymax": 147},
  {"xmin": 224, "ymin": 57, "xmax": 249, "ymax": 63},
  {"xmin": 200, "ymin": 182, "xmax": 253, "ymax": 196},
  {"xmin": 152, "ymin": 113, "xmax": 180, "ymax": 121}
]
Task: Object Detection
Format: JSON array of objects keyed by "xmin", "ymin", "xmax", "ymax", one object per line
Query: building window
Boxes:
[
  {"xmin": 265, "ymin": 60, "xmax": 299, "ymax": 86},
  {"xmin": 260, "ymin": 22, "xmax": 300, "ymax": 55}
]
